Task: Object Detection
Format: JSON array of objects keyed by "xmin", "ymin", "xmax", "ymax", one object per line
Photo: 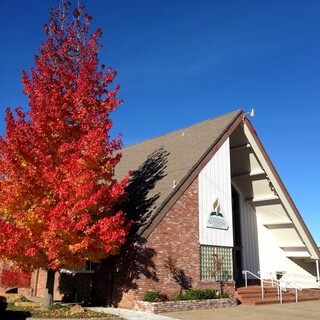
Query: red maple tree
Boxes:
[
  {"xmin": 1, "ymin": 269, "xmax": 31, "ymax": 288},
  {"xmin": 0, "ymin": 1, "xmax": 130, "ymax": 304}
]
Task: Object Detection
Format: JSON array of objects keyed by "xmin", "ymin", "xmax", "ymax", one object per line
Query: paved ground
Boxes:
[
  {"xmin": 161, "ymin": 300, "xmax": 320, "ymax": 320},
  {"xmin": 90, "ymin": 306, "xmax": 178, "ymax": 320},
  {"xmin": 91, "ymin": 300, "xmax": 320, "ymax": 320}
]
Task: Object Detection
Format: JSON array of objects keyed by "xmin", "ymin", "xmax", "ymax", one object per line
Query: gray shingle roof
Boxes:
[{"xmin": 115, "ymin": 109, "xmax": 243, "ymax": 236}]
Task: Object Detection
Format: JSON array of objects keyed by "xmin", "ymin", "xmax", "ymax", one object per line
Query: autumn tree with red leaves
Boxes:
[
  {"xmin": 0, "ymin": 1, "xmax": 130, "ymax": 306},
  {"xmin": 1, "ymin": 269, "xmax": 31, "ymax": 289}
]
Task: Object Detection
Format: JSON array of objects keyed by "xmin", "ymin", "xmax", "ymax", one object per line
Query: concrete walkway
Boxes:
[
  {"xmin": 89, "ymin": 306, "xmax": 179, "ymax": 320},
  {"xmin": 161, "ymin": 300, "xmax": 320, "ymax": 320},
  {"xmin": 90, "ymin": 300, "xmax": 320, "ymax": 320}
]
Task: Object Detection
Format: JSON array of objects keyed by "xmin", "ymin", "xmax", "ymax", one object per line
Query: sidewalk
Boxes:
[
  {"xmin": 90, "ymin": 300, "xmax": 320, "ymax": 320},
  {"xmin": 161, "ymin": 300, "xmax": 320, "ymax": 320},
  {"xmin": 89, "ymin": 306, "xmax": 179, "ymax": 320}
]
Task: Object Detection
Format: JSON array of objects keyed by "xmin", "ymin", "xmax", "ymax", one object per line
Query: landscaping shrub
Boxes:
[
  {"xmin": 176, "ymin": 289, "xmax": 229, "ymax": 301},
  {"xmin": 144, "ymin": 291, "xmax": 168, "ymax": 302},
  {"xmin": 144, "ymin": 289, "xmax": 229, "ymax": 302}
]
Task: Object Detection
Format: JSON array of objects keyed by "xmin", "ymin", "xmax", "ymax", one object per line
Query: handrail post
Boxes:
[
  {"xmin": 244, "ymin": 271, "xmax": 248, "ymax": 287},
  {"xmin": 245, "ymin": 270, "xmax": 303, "ymax": 304},
  {"xmin": 316, "ymin": 260, "xmax": 320, "ymax": 286}
]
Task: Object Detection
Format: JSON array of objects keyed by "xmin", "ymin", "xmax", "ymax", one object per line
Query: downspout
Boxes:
[{"xmin": 316, "ymin": 260, "xmax": 320, "ymax": 286}]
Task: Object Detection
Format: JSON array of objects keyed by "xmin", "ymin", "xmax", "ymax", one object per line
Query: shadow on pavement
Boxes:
[{"xmin": 0, "ymin": 310, "xmax": 32, "ymax": 320}]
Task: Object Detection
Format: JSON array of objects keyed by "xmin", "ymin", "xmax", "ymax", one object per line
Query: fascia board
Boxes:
[{"xmin": 243, "ymin": 119, "xmax": 320, "ymax": 260}]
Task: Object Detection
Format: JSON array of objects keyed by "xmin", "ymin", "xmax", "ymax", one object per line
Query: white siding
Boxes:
[
  {"xmin": 238, "ymin": 193, "xmax": 260, "ymax": 275},
  {"xmin": 199, "ymin": 138, "xmax": 233, "ymax": 246},
  {"xmin": 235, "ymin": 193, "xmax": 317, "ymax": 286},
  {"xmin": 257, "ymin": 215, "xmax": 318, "ymax": 288}
]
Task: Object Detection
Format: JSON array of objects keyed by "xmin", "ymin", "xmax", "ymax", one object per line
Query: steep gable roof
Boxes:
[
  {"xmin": 115, "ymin": 109, "xmax": 243, "ymax": 237},
  {"xmin": 115, "ymin": 110, "xmax": 319, "ymax": 261}
]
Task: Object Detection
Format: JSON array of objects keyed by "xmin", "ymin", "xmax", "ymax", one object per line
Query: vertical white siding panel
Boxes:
[
  {"xmin": 199, "ymin": 139, "xmax": 233, "ymax": 247},
  {"xmin": 257, "ymin": 216, "xmax": 317, "ymax": 287},
  {"xmin": 239, "ymin": 194, "xmax": 260, "ymax": 275}
]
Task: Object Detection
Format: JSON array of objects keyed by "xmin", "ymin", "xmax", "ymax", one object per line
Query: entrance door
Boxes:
[{"xmin": 232, "ymin": 187, "xmax": 243, "ymax": 282}]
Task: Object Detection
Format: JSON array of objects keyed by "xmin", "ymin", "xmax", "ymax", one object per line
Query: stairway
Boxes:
[{"xmin": 235, "ymin": 285, "xmax": 320, "ymax": 305}]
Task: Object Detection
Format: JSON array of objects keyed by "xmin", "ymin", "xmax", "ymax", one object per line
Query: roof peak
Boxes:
[{"xmin": 123, "ymin": 109, "xmax": 243, "ymax": 150}]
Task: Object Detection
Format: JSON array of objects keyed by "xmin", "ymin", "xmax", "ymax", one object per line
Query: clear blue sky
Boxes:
[{"xmin": 0, "ymin": 1, "xmax": 319, "ymax": 245}]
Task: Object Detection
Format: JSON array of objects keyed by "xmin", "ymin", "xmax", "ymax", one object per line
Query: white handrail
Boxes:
[
  {"xmin": 258, "ymin": 271, "xmax": 285, "ymax": 304},
  {"xmin": 242, "ymin": 270, "xmax": 264, "ymax": 301},
  {"xmin": 259, "ymin": 271, "xmax": 302, "ymax": 303},
  {"xmin": 242, "ymin": 270, "xmax": 304, "ymax": 304},
  {"xmin": 285, "ymin": 280, "xmax": 302, "ymax": 303},
  {"xmin": 285, "ymin": 272, "xmax": 319, "ymax": 288},
  {"xmin": 265, "ymin": 271, "xmax": 318, "ymax": 288}
]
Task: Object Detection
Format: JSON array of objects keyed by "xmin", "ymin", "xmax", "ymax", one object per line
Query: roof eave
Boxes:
[
  {"xmin": 140, "ymin": 109, "xmax": 244, "ymax": 239},
  {"xmin": 243, "ymin": 117, "xmax": 320, "ymax": 260}
]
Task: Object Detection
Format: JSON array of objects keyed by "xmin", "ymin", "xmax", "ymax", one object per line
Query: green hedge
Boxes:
[
  {"xmin": 176, "ymin": 289, "xmax": 218, "ymax": 300},
  {"xmin": 144, "ymin": 289, "xmax": 229, "ymax": 302},
  {"xmin": 144, "ymin": 291, "xmax": 168, "ymax": 302}
]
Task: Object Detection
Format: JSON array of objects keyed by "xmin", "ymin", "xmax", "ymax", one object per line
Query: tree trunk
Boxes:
[{"xmin": 43, "ymin": 269, "xmax": 55, "ymax": 308}]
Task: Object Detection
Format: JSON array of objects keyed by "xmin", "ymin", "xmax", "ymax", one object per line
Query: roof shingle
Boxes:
[{"xmin": 115, "ymin": 109, "xmax": 242, "ymax": 236}]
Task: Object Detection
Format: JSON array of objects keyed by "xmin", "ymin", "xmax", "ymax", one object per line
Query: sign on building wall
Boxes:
[
  {"xmin": 199, "ymin": 138, "xmax": 233, "ymax": 247},
  {"xmin": 206, "ymin": 197, "xmax": 229, "ymax": 230}
]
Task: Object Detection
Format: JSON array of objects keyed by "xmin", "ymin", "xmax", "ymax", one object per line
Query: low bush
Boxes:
[
  {"xmin": 144, "ymin": 291, "xmax": 168, "ymax": 302},
  {"xmin": 176, "ymin": 289, "xmax": 229, "ymax": 301},
  {"xmin": 144, "ymin": 289, "xmax": 229, "ymax": 302}
]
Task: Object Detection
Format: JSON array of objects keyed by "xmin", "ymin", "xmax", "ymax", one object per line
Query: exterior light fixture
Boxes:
[{"xmin": 247, "ymin": 108, "xmax": 255, "ymax": 118}]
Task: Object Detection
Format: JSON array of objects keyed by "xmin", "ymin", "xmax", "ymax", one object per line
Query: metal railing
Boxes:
[
  {"xmin": 242, "ymin": 270, "xmax": 265, "ymax": 301},
  {"xmin": 259, "ymin": 271, "xmax": 302, "ymax": 304},
  {"xmin": 285, "ymin": 280, "xmax": 302, "ymax": 303},
  {"xmin": 284, "ymin": 272, "xmax": 319, "ymax": 288},
  {"xmin": 242, "ymin": 270, "xmax": 302, "ymax": 304}
]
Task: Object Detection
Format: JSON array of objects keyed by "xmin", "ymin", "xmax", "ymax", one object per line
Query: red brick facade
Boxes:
[
  {"xmin": 115, "ymin": 177, "xmax": 235, "ymax": 308},
  {"xmin": 30, "ymin": 269, "xmax": 62, "ymax": 300},
  {"xmin": 29, "ymin": 176, "xmax": 235, "ymax": 307},
  {"xmin": 131, "ymin": 177, "xmax": 204, "ymax": 301}
]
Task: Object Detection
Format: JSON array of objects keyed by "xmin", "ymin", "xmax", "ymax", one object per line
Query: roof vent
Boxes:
[{"xmin": 172, "ymin": 180, "xmax": 176, "ymax": 189}]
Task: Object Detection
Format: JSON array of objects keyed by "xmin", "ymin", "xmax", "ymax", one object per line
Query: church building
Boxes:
[{"xmin": 31, "ymin": 109, "xmax": 320, "ymax": 308}]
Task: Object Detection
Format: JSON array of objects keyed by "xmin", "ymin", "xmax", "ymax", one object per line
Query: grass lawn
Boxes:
[{"xmin": 0, "ymin": 303, "xmax": 120, "ymax": 319}]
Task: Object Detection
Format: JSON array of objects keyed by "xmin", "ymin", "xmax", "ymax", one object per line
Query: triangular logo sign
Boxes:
[{"xmin": 206, "ymin": 198, "xmax": 229, "ymax": 230}]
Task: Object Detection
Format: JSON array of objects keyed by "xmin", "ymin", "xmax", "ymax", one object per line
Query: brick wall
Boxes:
[
  {"xmin": 30, "ymin": 176, "xmax": 235, "ymax": 307},
  {"xmin": 134, "ymin": 297, "xmax": 238, "ymax": 313},
  {"xmin": 31, "ymin": 269, "xmax": 62, "ymax": 300},
  {"xmin": 126, "ymin": 177, "xmax": 235, "ymax": 304}
]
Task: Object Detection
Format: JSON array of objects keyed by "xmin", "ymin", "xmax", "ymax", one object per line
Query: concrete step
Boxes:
[
  {"xmin": 237, "ymin": 291, "xmax": 296, "ymax": 299},
  {"xmin": 236, "ymin": 286, "xmax": 278, "ymax": 295},
  {"xmin": 240, "ymin": 295, "xmax": 319, "ymax": 305},
  {"xmin": 236, "ymin": 286, "xmax": 320, "ymax": 305}
]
